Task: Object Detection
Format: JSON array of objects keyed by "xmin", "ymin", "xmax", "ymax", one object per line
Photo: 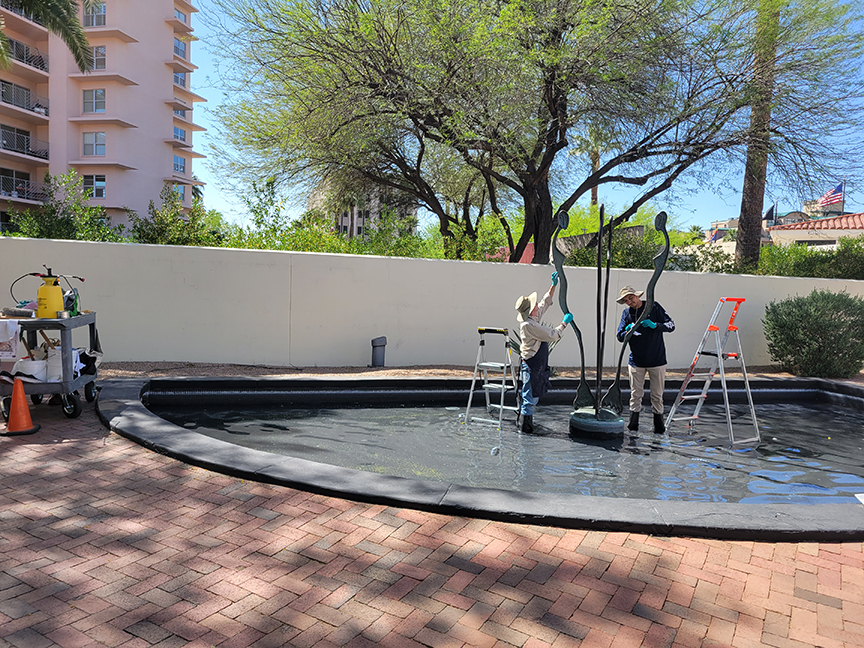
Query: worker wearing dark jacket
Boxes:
[{"xmin": 615, "ymin": 285, "xmax": 675, "ymax": 433}]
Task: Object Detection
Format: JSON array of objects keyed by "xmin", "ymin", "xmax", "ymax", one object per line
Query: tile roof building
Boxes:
[{"xmin": 769, "ymin": 212, "xmax": 864, "ymax": 247}]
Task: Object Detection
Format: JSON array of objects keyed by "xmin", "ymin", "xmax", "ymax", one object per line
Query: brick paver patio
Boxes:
[{"xmin": 2, "ymin": 399, "xmax": 863, "ymax": 647}]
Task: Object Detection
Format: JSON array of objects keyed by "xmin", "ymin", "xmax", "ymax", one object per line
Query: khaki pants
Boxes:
[{"xmin": 628, "ymin": 365, "xmax": 666, "ymax": 414}]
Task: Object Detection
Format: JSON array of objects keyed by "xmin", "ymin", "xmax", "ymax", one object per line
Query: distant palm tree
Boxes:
[{"xmin": 1, "ymin": 0, "xmax": 97, "ymax": 72}]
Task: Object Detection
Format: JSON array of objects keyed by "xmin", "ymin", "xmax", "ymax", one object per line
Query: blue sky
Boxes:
[{"xmin": 188, "ymin": 6, "xmax": 862, "ymax": 233}]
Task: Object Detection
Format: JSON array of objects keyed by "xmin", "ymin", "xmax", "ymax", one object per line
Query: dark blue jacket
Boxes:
[{"xmin": 616, "ymin": 302, "xmax": 675, "ymax": 368}]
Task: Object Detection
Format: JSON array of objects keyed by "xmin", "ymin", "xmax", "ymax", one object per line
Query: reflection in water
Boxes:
[{"xmin": 151, "ymin": 402, "xmax": 864, "ymax": 504}]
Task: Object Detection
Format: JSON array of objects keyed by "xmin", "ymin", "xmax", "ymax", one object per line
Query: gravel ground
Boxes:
[{"xmin": 98, "ymin": 361, "xmax": 809, "ymax": 381}]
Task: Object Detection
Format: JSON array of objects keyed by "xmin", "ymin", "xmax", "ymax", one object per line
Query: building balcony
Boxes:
[
  {"xmin": 167, "ymin": 57, "xmax": 197, "ymax": 74},
  {"xmin": 0, "ymin": 176, "xmax": 47, "ymax": 202},
  {"xmin": 0, "ymin": 131, "xmax": 48, "ymax": 160},
  {"xmin": 166, "ymin": 15, "xmax": 193, "ymax": 34},
  {"xmin": 0, "ymin": 80, "xmax": 49, "ymax": 117},
  {"xmin": 7, "ymin": 37, "xmax": 48, "ymax": 73},
  {"xmin": 166, "ymin": 134, "xmax": 191, "ymax": 149},
  {"xmin": 69, "ymin": 159, "xmax": 137, "ymax": 170},
  {"xmin": 173, "ymin": 0, "xmax": 199, "ymax": 15},
  {"xmin": 68, "ymin": 71, "xmax": 138, "ymax": 86},
  {"xmin": 68, "ymin": 115, "xmax": 137, "ymax": 128},
  {"xmin": 173, "ymin": 111, "xmax": 206, "ymax": 132},
  {"xmin": 171, "ymin": 82, "xmax": 206, "ymax": 104},
  {"xmin": 83, "ymin": 26, "xmax": 138, "ymax": 43},
  {"xmin": 0, "ymin": 1, "xmax": 47, "ymax": 39}
]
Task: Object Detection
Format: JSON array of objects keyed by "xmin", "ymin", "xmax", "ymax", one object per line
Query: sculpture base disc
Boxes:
[{"xmin": 569, "ymin": 406, "xmax": 625, "ymax": 440}]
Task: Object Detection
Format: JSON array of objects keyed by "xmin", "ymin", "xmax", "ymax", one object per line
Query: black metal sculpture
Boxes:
[{"xmin": 551, "ymin": 206, "xmax": 671, "ymax": 439}]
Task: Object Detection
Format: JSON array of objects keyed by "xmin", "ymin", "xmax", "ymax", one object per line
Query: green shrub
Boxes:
[
  {"xmin": 762, "ymin": 289, "xmax": 864, "ymax": 378},
  {"xmin": 758, "ymin": 235, "xmax": 864, "ymax": 280}
]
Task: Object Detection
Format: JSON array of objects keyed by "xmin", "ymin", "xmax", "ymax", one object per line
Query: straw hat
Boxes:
[
  {"xmin": 616, "ymin": 286, "xmax": 644, "ymax": 304},
  {"xmin": 515, "ymin": 292, "xmax": 538, "ymax": 321}
]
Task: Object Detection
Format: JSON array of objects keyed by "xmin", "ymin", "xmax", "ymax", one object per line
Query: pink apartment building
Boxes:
[{"xmin": 0, "ymin": 0, "xmax": 205, "ymax": 232}]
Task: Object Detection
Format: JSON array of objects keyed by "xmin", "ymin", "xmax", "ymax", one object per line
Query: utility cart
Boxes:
[{"xmin": 0, "ymin": 312, "xmax": 99, "ymax": 419}]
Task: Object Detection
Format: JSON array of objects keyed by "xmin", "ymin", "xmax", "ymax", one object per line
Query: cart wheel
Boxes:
[
  {"xmin": 31, "ymin": 394, "xmax": 43, "ymax": 405},
  {"xmin": 1, "ymin": 397, "xmax": 10, "ymax": 421},
  {"xmin": 84, "ymin": 382, "xmax": 97, "ymax": 403},
  {"xmin": 61, "ymin": 393, "xmax": 82, "ymax": 419}
]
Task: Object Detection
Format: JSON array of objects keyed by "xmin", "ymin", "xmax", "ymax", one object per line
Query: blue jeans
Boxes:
[{"xmin": 520, "ymin": 361, "xmax": 538, "ymax": 416}]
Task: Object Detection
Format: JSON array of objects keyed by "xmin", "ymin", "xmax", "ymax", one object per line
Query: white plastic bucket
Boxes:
[
  {"xmin": 12, "ymin": 358, "xmax": 47, "ymax": 382},
  {"xmin": 46, "ymin": 350, "xmax": 62, "ymax": 382}
]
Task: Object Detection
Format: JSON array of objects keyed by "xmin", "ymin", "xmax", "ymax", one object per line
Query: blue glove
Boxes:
[
  {"xmin": 624, "ymin": 323, "xmax": 634, "ymax": 333},
  {"xmin": 551, "ymin": 271, "xmax": 559, "ymax": 286},
  {"xmin": 563, "ymin": 313, "xmax": 573, "ymax": 325},
  {"xmin": 641, "ymin": 319, "xmax": 657, "ymax": 329}
]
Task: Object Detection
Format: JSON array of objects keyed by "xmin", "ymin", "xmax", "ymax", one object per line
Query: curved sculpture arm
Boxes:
[
  {"xmin": 552, "ymin": 209, "xmax": 594, "ymax": 408},
  {"xmin": 551, "ymin": 211, "xmax": 583, "ymax": 352}
]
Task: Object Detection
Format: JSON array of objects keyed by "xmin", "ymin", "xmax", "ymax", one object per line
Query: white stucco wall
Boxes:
[{"xmin": 3, "ymin": 237, "xmax": 864, "ymax": 369}]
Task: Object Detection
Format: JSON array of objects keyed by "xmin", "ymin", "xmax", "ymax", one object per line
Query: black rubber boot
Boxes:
[
  {"xmin": 627, "ymin": 411, "xmax": 639, "ymax": 431},
  {"xmin": 653, "ymin": 412, "xmax": 665, "ymax": 434},
  {"xmin": 520, "ymin": 415, "xmax": 534, "ymax": 433}
]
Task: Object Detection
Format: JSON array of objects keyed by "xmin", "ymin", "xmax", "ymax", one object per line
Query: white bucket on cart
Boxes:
[
  {"xmin": 46, "ymin": 347, "xmax": 82, "ymax": 383},
  {"xmin": 11, "ymin": 358, "xmax": 47, "ymax": 382}
]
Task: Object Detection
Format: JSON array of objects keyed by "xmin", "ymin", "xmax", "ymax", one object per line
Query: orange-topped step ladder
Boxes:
[{"xmin": 665, "ymin": 297, "xmax": 760, "ymax": 445}]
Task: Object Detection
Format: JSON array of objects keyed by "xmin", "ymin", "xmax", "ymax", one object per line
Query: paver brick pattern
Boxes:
[{"xmin": 2, "ymin": 401, "xmax": 863, "ymax": 647}]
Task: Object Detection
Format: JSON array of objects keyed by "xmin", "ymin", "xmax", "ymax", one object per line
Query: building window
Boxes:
[
  {"xmin": 174, "ymin": 9, "xmax": 187, "ymax": 22},
  {"xmin": 173, "ymin": 72, "xmax": 186, "ymax": 88},
  {"xmin": 83, "ymin": 3, "xmax": 106, "ymax": 27},
  {"xmin": 82, "ymin": 89, "xmax": 106, "ymax": 113},
  {"xmin": 91, "ymin": 45, "xmax": 106, "ymax": 71},
  {"xmin": 174, "ymin": 184, "xmax": 185, "ymax": 200},
  {"xmin": 173, "ymin": 126, "xmax": 186, "ymax": 142},
  {"xmin": 83, "ymin": 174, "xmax": 106, "ymax": 199},
  {"xmin": 173, "ymin": 108, "xmax": 186, "ymax": 118},
  {"xmin": 173, "ymin": 155, "xmax": 186, "ymax": 174},
  {"xmin": 174, "ymin": 37, "xmax": 186, "ymax": 59},
  {"xmin": 83, "ymin": 132, "xmax": 106, "ymax": 156}
]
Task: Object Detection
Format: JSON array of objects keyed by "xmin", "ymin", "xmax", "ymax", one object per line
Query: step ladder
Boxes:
[
  {"xmin": 666, "ymin": 297, "xmax": 760, "ymax": 445},
  {"xmin": 464, "ymin": 327, "xmax": 520, "ymax": 429}
]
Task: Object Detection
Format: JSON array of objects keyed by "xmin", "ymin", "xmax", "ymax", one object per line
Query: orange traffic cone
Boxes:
[{"xmin": 3, "ymin": 378, "xmax": 40, "ymax": 436}]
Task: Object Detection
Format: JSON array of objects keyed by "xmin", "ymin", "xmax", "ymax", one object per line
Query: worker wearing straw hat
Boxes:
[
  {"xmin": 615, "ymin": 285, "xmax": 675, "ymax": 433},
  {"xmin": 514, "ymin": 272, "xmax": 573, "ymax": 433}
]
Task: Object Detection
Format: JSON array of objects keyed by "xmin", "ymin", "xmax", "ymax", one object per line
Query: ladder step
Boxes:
[
  {"xmin": 468, "ymin": 416, "xmax": 503, "ymax": 426},
  {"xmin": 671, "ymin": 415, "xmax": 698, "ymax": 422},
  {"xmin": 488, "ymin": 404, "xmax": 518, "ymax": 412},
  {"xmin": 481, "ymin": 384, "xmax": 516, "ymax": 391},
  {"xmin": 689, "ymin": 372, "xmax": 714, "ymax": 377},
  {"xmin": 679, "ymin": 394, "xmax": 706, "ymax": 401},
  {"xmin": 478, "ymin": 362, "xmax": 508, "ymax": 370}
]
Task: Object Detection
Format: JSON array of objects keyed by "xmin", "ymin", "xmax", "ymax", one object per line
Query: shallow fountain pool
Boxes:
[{"xmin": 149, "ymin": 397, "xmax": 864, "ymax": 505}]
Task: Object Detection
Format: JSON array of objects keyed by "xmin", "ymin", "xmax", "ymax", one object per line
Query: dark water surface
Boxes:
[{"xmin": 151, "ymin": 401, "xmax": 864, "ymax": 504}]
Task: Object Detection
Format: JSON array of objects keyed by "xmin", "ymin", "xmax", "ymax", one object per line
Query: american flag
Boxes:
[{"xmin": 817, "ymin": 183, "xmax": 844, "ymax": 206}]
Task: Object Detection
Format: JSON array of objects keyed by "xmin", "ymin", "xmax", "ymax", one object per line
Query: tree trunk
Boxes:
[
  {"xmin": 531, "ymin": 181, "xmax": 555, "ymax": 264},
  {"xmin": 590, "ymin": 149, "xmax": 600, "ymax": 206},
  {"xmin": 736, "ymin": 0, "xmax": 779, "ymax": 269}
]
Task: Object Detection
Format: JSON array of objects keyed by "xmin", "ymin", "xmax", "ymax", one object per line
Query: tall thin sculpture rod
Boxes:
[
  {"xmin": 598, "ymin": 210, "xmax": 614, "ymax": 412},
  {"xmin": 551, "ymin": 209, "xmax": 595, "ymax": 409},
  {"xmin": 594, "ymin": 206, "xmax": 604, "ymax": 415}
]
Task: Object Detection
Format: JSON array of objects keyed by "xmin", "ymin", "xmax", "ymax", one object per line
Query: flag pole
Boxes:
[{"xmin": 842, "ymin": 177, "xmax": 847, "ymax": 214}]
